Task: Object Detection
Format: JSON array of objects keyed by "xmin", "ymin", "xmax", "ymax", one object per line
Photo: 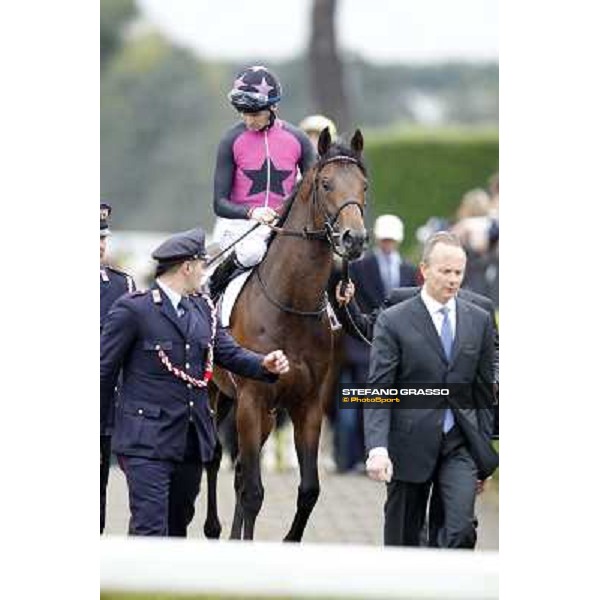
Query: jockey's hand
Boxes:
[
  {"xmin": 249, "ymin": 206, "xmax": 278, "ymax": 225},
  {"xmin": 366, "ymin": 453, "xmax": 393, "ymax": 483},
  {"xmin": 335, "ymin": 280, "xmax": 355, "ymax": 306},
  {"xmin": 262, "ymin": 350, "xmax": 290, "ymax": 375}
]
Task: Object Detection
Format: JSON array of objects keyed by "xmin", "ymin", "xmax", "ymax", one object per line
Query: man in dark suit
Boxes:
[
  {"xmin": 336, "ymin": 214, "xmax": 418, "ymax": 471},
  {"xmin": 349, "ymin": 214, "xmax": 418, "ymax": 312},
  {"xmin": 100, "ymin": 228, "xmax": 289, "ymax": 536},
  {"xmin": 100, "ymin": 202, "xmax": 136, "ymax": 534},
  {"xmin": 363, "ymin": 232, "xmax": 495, "ymax": 548}
]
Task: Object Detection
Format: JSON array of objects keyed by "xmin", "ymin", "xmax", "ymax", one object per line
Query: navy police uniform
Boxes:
[
  {"xmin": 100, "ymin": 228, "xmax": 277, "ymax": 536},
  {"xmin": 100, "ymin": 202, "xmax": 135, "ymax": 533}
]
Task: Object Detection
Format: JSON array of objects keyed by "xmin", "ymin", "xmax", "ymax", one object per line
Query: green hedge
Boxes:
[{"xmin": 363, "ymin": 127, "xmax": 499, "ymax": 261}]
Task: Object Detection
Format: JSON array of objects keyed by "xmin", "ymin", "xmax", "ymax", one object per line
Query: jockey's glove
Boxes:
[{"xmin": 249, "ymin": 206, "xmax": 278, "ymax": 225}]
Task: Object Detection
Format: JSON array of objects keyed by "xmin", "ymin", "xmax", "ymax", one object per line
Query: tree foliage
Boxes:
[{"xmin": 100, "ymin": 0, "xmax": 137, "ymax": 68}]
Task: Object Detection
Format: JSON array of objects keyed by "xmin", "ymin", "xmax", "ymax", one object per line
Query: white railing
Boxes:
[{"xmin": 101, "ymin": 536, "xmax": 499, "ymax": 599}]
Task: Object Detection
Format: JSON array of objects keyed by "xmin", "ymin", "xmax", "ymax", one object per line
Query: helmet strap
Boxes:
[{"xmin": 259, "ymin": 108, "xmax": 276, "ymax": 131}]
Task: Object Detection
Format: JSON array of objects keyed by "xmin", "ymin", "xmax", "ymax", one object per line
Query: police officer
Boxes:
[
  {"xmin": 100, "ymin": 202, "xmax": 136, "ymax": 534},
  {"xmin": 100, "ymin": 227, "xmax": 289, "ymax": 536}
]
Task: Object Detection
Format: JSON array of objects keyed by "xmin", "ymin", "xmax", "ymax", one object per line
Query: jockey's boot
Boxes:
[{"xmin": 209, "ymin": 253, "xmax": 246, "ymax": 301}]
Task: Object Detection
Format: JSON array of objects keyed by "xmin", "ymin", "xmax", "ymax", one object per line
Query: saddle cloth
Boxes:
[{"xmin": 219, "ymin": 270, "xmax": 253, "ymax": 327}]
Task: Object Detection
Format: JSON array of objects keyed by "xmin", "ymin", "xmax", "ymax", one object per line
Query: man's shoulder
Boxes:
[
  {"xmin": 279, "ymin": 120, "xmax": 309, "ymax": 139},
  {"xmin": 105, "ymin": 265, "xmax": 133, "ymax": 280},
  {"xmin": 219, "ymin": 122, "xmax": 246, "ymax": 146},
  {"xmin": 379, "ymin": 294, "xmax": 421, "ymax": 322},
  {"xmin": 105, "ymin": 266, "xmax": 135, "ymax": 291},
  {"xmin": 457, "ymin": 288, "xmax": 494, "ymax": 312},
  {"xmin": 457, "ymin": 295, "xmax": 492, "ymax": 324},
  {"xmin": 113, "ymin": 288, "xmax": 150, "ymax": 309},
  {"xmin": 384, "ymin": 286, "xmax": 420, "ymax": 307}
]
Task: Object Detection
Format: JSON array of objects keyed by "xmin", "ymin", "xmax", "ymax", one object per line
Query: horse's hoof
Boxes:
[
  {"xmin": 203, "ymin": 520, "xmax": 222, "ymax": 539},
  {"xmin": 283, "ymin": 534, "xmax": 301, "ymax": 543}
]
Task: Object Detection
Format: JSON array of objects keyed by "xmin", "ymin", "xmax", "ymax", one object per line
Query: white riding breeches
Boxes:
[{"xmin": 212, "ymin": 217, "xmax": 271, "ymax": 268}]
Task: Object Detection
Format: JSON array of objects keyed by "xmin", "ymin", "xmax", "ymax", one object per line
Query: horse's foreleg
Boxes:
[
  {"xmin": 235, "ymin": 394, "xmax": 273, "ymax": 540},
  {"xmin": 284, "ymin": 401, "xmax": 323, "ymax": 542}
]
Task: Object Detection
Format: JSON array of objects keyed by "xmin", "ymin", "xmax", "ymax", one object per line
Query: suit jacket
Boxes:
[
  {"xmin": 100, "ymin": 265, "xmax": 135, "ymax": 435},
  {"xmin": 100, "ymin": 284, "xmax": 276, "ymax": 462},
  {"xmin": 345, "ymin": 251, "xmax": 418, "ymax": 365},
  {"xmin": 363, "ymin": 295, "xmax": 495, "ymax": 483},
  {"xmin": 349, "ymin": 250, "xmax": 418, "ymax": 314}
]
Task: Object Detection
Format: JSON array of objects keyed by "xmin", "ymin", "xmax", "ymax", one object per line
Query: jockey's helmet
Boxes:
[{"xmin": 228, "ymin": 66, "xmax": 282, "ymax": 113}]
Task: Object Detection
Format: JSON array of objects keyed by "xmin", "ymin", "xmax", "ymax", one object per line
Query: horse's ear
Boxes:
[
  {"xmin": 318, "ymin": 127, "xmax": 332, "ymax": 156},
  {"xmin": 350, "ymin": 129, "xmax": 364, "ymax": 154}
]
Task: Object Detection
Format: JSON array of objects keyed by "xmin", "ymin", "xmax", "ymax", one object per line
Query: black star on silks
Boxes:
[{"xmin": 242, "ymin": 159, "xmax": 292, "ymax": 197}]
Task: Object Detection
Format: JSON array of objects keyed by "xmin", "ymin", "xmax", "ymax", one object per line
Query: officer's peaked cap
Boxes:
[{"xmin": 151, "ymin": 228, "xmax": 207, "ymax": 264}]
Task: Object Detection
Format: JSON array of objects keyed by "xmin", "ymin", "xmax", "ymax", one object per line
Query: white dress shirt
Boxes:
[
  {"xmin": 156, "ymin": 279, "xmax": 182, "ymax": 314},
  {"xmin": 368, "ymin": 288, "xmax": 457, "ymax": 460},
  {"xmin": 420, "ymin": 287, "xmax": 456, "ymax": 339}
]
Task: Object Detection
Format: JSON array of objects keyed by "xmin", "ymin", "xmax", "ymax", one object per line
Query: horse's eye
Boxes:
[
  {"xmin": 363, "ymin": 182, "xmax": 369, "ymax": 192},
  {"xmin": 322, "ymin": 180, "xmax": 331, "ymax": 192}
]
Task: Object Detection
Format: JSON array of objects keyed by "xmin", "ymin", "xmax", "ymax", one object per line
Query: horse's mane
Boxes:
[{"xmin": 270, "ymin": 140, "xmax": 367, "ymax": 235}]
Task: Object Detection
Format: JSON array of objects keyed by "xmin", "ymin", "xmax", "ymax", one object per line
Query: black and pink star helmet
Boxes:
[{"xmin": 228, "ymin": 65, "xmax": 282, "ymax": 113}]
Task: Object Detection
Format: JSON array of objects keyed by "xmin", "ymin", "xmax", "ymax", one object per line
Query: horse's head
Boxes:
[{"xmin": 312, "ymin": 128, "xmax": 369, "ymax": 260}]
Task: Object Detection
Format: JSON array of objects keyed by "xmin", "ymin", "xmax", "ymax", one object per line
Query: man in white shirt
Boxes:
[{"xmin": 363, "ymin": 232, "xmax": 495, "ymax": 548}]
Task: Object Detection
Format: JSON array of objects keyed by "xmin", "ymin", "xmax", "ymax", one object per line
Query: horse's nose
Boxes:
[{"xmin": 341, "ymin": 228, "xmax": 368, "ymax": 258}]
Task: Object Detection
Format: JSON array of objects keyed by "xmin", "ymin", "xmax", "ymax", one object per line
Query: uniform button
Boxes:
[
  {"xmin": 138, "ymin": 409, "xmax": 143, "ymax": 415},
  {"xmin": 185, "ymin": 344, "xmax": 190, "ymax": 350},
  {"xmin": 189, "ymin": 401, "xmax": 194, "ymax": 407},
  {"xmin": 187, "ymin": 384, "xmax": 192, "ymax": 389},
  {"xmin": 185, "ymin": 363, "xmax": 190, "ymax": 369},
  {"xmin": 155, "ymin": 344, "xmax": 160, "ymax": 350}
]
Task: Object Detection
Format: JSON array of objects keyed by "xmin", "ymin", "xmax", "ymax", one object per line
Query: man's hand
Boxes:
[
  {"xmin": 262, "ymin": 350, "xmax": 290, "ymax": 375},
  {"xmin": 366, "ymin": 454, "xmax": 393, "ymax": 483},
  {"xmin": 250, "ymin": 206, "xmax": 278, "ymax": 225},
  {"xmin": 335, "ymin": 280, "xmax": 355, "ymax": 306},
  {"xmin": 476, "ymin": 478, "xmax": 490, "ymax": 495}
]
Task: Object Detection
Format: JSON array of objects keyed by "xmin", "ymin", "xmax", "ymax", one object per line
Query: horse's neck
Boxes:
[{"xmin": 260, "ymin": 190, "xmax": 332, "ymax": 308}]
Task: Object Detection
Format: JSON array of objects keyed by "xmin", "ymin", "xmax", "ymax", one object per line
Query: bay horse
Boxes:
[{"xmin": 206, "ymin": 128, "xmax": 368, "ymax": 541}]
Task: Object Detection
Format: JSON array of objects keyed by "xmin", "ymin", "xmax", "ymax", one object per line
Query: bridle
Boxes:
[
  {"xmin": 269, "ymin": 155, "xmax": 367, "ymax": 257},
  {"xmin": 256, "ymin": 154, "xmax": 368, "ymax": 317}
]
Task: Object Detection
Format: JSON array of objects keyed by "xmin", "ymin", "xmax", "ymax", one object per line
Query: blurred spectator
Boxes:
[
  {"xmin": 449, "ymin": 183, "xmax": 499, "ymax": 310},
  {"xmin": 334, "ymin": 214, "xmax": 418, "ymax": 473},
  {"xmin": 416, "ymin": 216, "xmax": 451, "ymax": 246},
  {"xmin": 452, "ymin": 188, "xmax": 492, "ymax": 254},
  {"xmin": 299, "ymin": 114, "xmax": 338, "ymax": 149}
]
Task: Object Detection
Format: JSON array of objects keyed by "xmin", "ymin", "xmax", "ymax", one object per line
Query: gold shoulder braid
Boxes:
[{"xmin": 156, "ymin": 293, "xmax": 217, "ymax": 389}]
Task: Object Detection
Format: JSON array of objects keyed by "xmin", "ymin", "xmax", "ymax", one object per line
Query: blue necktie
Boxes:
[{"xmin": 439, "ymin": 306, "xmax": 455, "ymax": 433}]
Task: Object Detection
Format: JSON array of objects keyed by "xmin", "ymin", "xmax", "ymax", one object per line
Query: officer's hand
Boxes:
[
  {"xmin": 262, "ymin": 349, "xmax": 290, "ymax": 374},
  {"xmin": 335, "ymin": 280, "xmax": 355, "ymax": 306},
  {"xmin": 250, "ymin": 206, "xmax": 278, "ymax": 225},
  {"xmin": 366, "ymin": 454, "xmax": 393, "ymax": 483}
]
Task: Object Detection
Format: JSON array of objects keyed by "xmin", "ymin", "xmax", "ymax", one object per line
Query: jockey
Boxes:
[
  {"xmin": 299, "ymin": 114, "xmax": 338, "ymax": 150},
  {"xmin": 209, "ymin": 65, "xmax": 316, "ymax": 299}
]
